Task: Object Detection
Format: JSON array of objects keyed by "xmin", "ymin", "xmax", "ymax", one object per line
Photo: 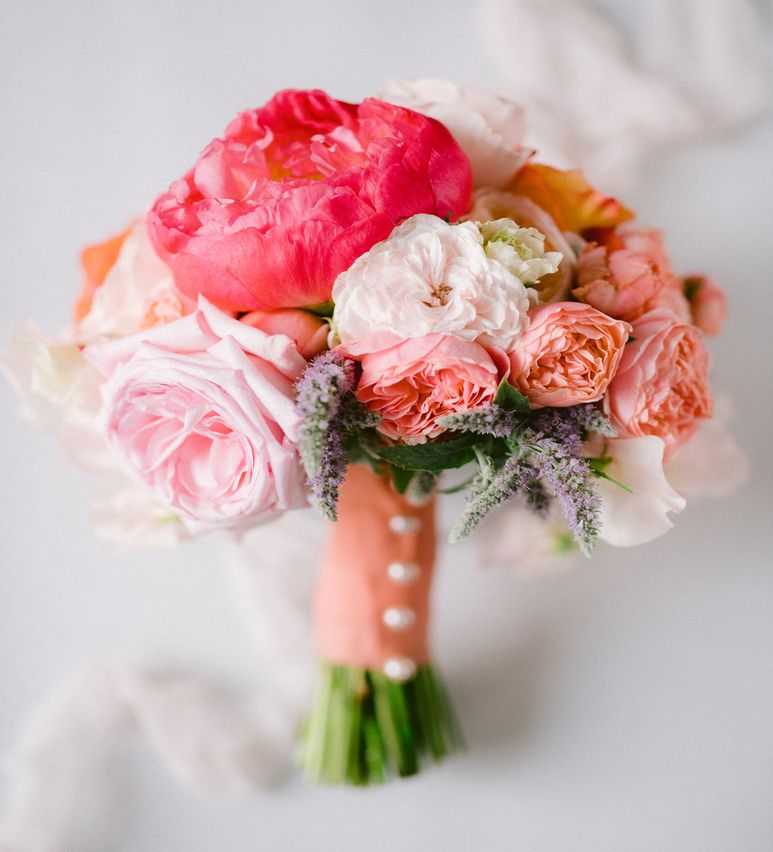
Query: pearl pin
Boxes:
[
  {"xmin": 383, "ymin": 656, "xmax": 417, "ymax": 682},
  {"xmin": 382, "ymin": 607, "xmax": 416, "ymax": 630},
  {"xmin": 387, "ymin": 561, "xmax": 421, "ymax": 584},
  {"xmin": 388, "ymin": 514, "xmax": 421, "ymax": 534}
]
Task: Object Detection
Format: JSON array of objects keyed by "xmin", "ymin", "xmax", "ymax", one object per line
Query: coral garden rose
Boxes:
[
  {"xmin": 683, "ymin": 274, "xmax": 726, "ymax": 336},
  {"xmin": 241, "ymin": 308, "xmax": 328, "ymax": 360},
  {"xmin": 379, "ymin": 78, "xmax": 530, "ymax": 188},
  {"xmin": 507, "ymin": 302, "xmax": 630, "ymax": 407},
  {"xmin": 332, "ymin": 214, "xmax": 560, "ymax": 351},
  {"xmin": 85, "ymin": 299, "xmax": 307, "ymax": 533},
  {"xmin": 573, "ymin": 226, "xmax": 689, "ymax": 323},
  {"xmin": 605, "ymin": 310, "xmax": 712, "ymax": 458},
  {"xmin": 148, "ymin": 89, "xmax": 472, "ymax": 313},
  {"xmin": 341, "ymin": 332, "xmax": 504, "ymax": 444}
]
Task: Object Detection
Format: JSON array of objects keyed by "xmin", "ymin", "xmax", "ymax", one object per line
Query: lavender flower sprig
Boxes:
[
  {"xmin": 437, "ymin": 402, "xmax": 520, "ymax": 438},
  {"xmin": 448, "ymin": 401, "xmax": 609, "ymax": 554},
  {"xmin": 295, "ymin": 351, "xmax": 378, "ymax": 521}
]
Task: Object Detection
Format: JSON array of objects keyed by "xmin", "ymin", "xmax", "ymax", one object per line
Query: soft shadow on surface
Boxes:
[{"xmin": 444, "ymin": 618, "xmax": 556, "ymax": 758}]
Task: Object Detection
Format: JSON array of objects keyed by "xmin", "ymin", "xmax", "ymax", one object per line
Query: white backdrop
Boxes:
[{"xmin": 1, "ymin": 1, "xmax": 772, "ymax": 850}]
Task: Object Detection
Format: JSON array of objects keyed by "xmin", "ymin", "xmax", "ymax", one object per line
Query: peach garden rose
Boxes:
[
  {"xmin": 604, "ymin": 309, "xmax": 712, "ymax": 458},
  {"xmin": 340, "ymin": 332, "xmax": 505, "ymax": 444},
  {"xmin": 507, "ymin": 302, "xmax": 630, "ymax": 408},
  {"xmin": 573, "ymin": 226, "xmax": 690, "ymax": 323}
]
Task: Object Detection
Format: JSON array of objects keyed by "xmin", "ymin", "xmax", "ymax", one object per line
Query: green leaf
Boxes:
[
  {"xmin": 588, "ymin": 455, "xmax": 612, "ymax": 474},
  {"xmin": 378, "ymin": 434, "xmax": 478, "ymax": 473},
  {"xmin": 390, "ymin": 465, "xmax": 414, "ymax": 494},
  {"xmin": 494, "ymin": 378, "xmax": 530, "ymax": 414}
]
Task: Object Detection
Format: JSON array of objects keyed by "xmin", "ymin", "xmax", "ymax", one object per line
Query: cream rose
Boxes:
[{"xmin": 332, "ymin": 214, "xmax": 559, "ymax": 351}]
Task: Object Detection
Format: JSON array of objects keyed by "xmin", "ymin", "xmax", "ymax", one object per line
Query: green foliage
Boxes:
[
  {"xmin": 494, "ymin": 378, "xmax": 531, "ymax": 414},
  {"xmin": 377, "ymin": 433, "xmax": 478, "ymax": 473}
]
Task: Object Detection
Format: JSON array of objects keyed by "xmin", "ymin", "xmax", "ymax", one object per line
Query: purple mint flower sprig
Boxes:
[
  {"xmin": 295, "ymin": 351, "xmax": 378, "ymax": 521},
  {"xmin": 448, "ymin": 402, "xmax": 611, "ymax": 554}
]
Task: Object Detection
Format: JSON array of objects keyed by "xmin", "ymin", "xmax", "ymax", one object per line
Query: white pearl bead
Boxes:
[
  {"xmin": 387, "ymin": 561, "xmax": 421, "ymax": 584},
  {"xmin": 382, "ymin": 606, "xmax": 416, "ymax": 630},
  {"xmin": 388, "ymin": 514, "xmax": 421, "ymax": 534},
  {"xmin": 383, "ymin": 656, "xmax": 417, "ymax": 682}
]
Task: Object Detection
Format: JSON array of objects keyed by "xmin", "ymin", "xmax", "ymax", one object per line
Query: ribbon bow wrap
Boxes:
[{"xmin": 1, "ymin": 0, "xmax": 768, "ymax": 846}]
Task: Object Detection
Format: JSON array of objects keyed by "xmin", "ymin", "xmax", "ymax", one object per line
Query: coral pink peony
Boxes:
[
  {"xmin": 241, "ymin": 308, "xmax": 328, "ymax": 360},
  {"xmin": 605, "ymin": 310, "xmax": 712, "ymax": 458},
  {"xmin": 148, "ymin": 89, "xmax": 472, "ymax": 313},
  {"xmin": 573, "ymin": 226, "xmax": 689, "ymax": 322},
  {"xmin": 85, "ymin": 299, "xmax": 307, "ymax": 533},
  {"xmin": 507, "ymin": 302, "xmax": 630, "ymax": 408},
  {"xmin": 683, "ymin": 274, "xmax": 726, "ymax": 335},
  {"xmin": 341, "ymin": 332, "xmax": 504, "ymax": 444}
]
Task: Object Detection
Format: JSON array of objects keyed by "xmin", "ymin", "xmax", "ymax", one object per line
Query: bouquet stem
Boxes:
[{"xmin": 300, "ymin": 464, "xmax": 463, "ymax": 784}]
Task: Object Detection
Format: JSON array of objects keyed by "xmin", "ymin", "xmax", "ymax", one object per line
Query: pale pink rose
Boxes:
[
  {"xmin": 573, "ymin": 227, "xmax": 689, "ymax": 322},
  {"xmin": 241, "ymin": 309, "xmax": 328, "ymax": 360},
  {"xmin": 507, "ymin": 302, "xmax": 630, "ymax": 408},
  {"xmin": 341, "ymin": 332, "xmax": 505, "ymax": 444},
  {"xmin": 85, "ymin": 299, "xmax": 307, "ymax": 533},
  {"xmin": 604, "ymin": 310, "xmax": 712, "ymax": 459},
  {"xmin": 683, "ymin": 274, "xmax": 726, "ymax": 336}
]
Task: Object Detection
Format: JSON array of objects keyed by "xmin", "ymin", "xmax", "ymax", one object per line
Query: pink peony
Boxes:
[
  {"xmin": 605, "ymin": 310, "xmax": 712, "ymax": 459},
  {"xmin": 341, "ymin": 333, "xmax": 505, "ymax": 444},
  {"xmin": 683, "ymin": 274, "xmax": 726, "ymax": 336},
  {"xmin": 507, "ymin": 302, "xmax": 630, "ymax": 408},
  {"xmin": 241, "ymin": 308, "xmax": 328, "ymax": 360},
  {"xmin": 148, "ymin": 89, "xmax": 472, "ymax": 313},
  {"xmin": 573, "ymin": 227, "xmax": 690, "ymax": 322},
  {"xmin": 85, "ymin": 299, "xmax": 307, "ymax": 533}
]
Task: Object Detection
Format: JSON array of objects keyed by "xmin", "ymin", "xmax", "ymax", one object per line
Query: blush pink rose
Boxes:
[
  {"xmin": 573, "ymin": 227, "xmax": 690, "ymax": 323},
  {"xmin": 148, "ymin": 89, "xmax": 472, "ymax": 313},
  {"xmin": 604, "ymin": 310, "xmax": 713, "ymax": 459},
  {"xmin": 341, "ymin": 333, "xmax": 505, "ymax": 444},
  {"xmin": 683, "ymin": 274, "xmax": 726, "ymax": 336},
  {"xmin": 507, "ymin": 302, "xmax": 630, "ymax": 408},
  {"xmin": 241, "ymin": 308, "xmax": 328, "ymax": 360},
  {"xmin": 85, "ymin": 299, "xmax": 307, "ymax": 533}
]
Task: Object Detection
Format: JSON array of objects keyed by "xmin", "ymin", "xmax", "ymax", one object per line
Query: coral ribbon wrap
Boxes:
[{"xmin": 314, "ymin": 465, "xmax": 436, "ymax": 670}]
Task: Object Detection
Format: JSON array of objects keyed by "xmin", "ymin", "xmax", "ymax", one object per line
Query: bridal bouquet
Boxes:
[{"xmin": 3, "ymin": 82, "xmax": 739, "ymax": 785}]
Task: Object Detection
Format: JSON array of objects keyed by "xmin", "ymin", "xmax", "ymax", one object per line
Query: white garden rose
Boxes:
[
  {"xmin": 331, "ymin": 214, "xmax": 555, "ymax": 350},
  {"xmin": 379, "ymin": 78, "xmax": 531, "ymax": 188}
]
